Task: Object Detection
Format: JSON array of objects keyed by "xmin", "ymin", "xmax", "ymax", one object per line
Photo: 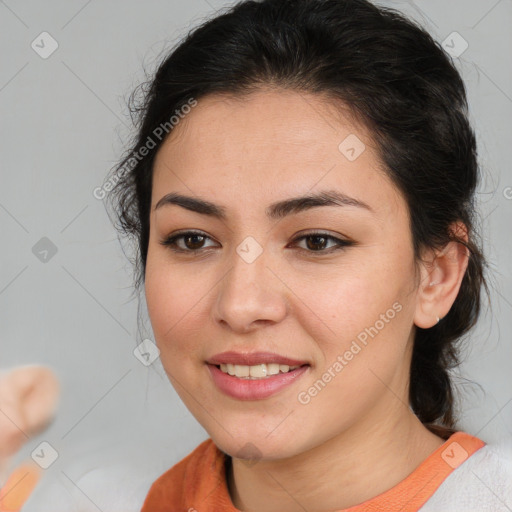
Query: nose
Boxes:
[{"xmin": 212, "ymin": 245, "xmax": 288, "ymax": 333}]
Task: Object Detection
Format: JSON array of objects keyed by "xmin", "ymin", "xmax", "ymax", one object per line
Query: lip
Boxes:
[
  {"xmin": 207, "ymin": 363, "xmax": 310, "ymax": 400},
  {"xmin": 206, "ymin": 351, "xmax": 309, "ymax": 366}
]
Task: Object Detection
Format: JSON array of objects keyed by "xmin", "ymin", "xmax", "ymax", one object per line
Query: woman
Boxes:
[{"xmin": 107, "ymin": 0, "xmax": 511, "ymax": 510}]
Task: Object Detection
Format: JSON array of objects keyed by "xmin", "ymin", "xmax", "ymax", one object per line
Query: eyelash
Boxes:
[{"xmin": 159, "ymin": 230, "xmax": 354, "ymax": 255}]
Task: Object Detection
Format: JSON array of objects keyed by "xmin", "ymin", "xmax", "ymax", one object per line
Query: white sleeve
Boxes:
[{"xmin": 420, "ymin": 437, "xmax": 512, "ymax": 512}]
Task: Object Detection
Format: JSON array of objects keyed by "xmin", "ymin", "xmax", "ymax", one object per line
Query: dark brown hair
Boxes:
[{"xmin": 106, "ymin": 0, "xmax": 488, "ymax": 436}]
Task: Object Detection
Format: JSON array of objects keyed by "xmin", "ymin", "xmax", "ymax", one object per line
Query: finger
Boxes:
[{"xmin": 0, "ymin": 463, "xmax": 41, "ymax": 512}]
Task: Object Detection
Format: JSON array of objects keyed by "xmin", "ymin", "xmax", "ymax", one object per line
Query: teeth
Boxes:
[
  {"xmin": 218, "ymin": 363, "xmax": 301, "ymax": 379},
  {"xmin": 235, "ymin": 365, "xmax": 250, "ymax": 378}
]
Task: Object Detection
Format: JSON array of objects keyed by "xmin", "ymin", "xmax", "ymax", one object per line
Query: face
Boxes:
[{"xmin": 145, "ymin": 89, "xmax": 420, "ymax": 461}]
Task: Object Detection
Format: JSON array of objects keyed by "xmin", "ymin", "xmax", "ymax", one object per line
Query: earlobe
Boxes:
[{"xmin": 414, "ymin": 223, "xmax": 469, "ymax": 329}]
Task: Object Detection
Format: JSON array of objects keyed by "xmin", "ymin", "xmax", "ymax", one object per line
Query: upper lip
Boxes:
[{"xmin": 207, "ymin": 351, "xmax": 309, "ymax": 366}]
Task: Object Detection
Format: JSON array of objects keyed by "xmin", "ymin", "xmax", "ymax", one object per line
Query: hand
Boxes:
[{"xmin": 0, "ymin": 366, "xmax": 59, "ymax": 511}]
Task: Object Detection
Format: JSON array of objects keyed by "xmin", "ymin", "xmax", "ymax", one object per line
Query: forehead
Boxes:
[{"xmin": 151, "ymin": 89, "xmax": 404, "ymax": 220}]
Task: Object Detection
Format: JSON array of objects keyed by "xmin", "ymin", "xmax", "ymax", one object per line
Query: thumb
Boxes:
[{"xmin": 0, "ymin": 366, "xmax": 60, "ymax": 458}]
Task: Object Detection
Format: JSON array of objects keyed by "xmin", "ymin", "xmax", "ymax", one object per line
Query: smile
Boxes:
[
  {"xmin": 207, "ymin": 363, "xmax": 310, "ymax": 400},
  {"xmin": 218, "ymin": 362, "xmax": 301, "ymax": 379}
]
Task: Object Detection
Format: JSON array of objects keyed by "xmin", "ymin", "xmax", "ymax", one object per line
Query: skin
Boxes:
[
  {"xmin": 0, "ymin": 365, "xmax": 59, "ymax": 509},
  {"xmin": 145, "ymin": 88, "xmax": 469, "ymax": 511},
  {"xmin": 0, "ymin": 366, "xmax": 59, "ymax": 459}
]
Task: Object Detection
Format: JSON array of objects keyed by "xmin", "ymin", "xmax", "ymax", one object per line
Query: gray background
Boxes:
[{"xmin": 1, "ymin": 0, "xmax": 511, "ymax": 509}]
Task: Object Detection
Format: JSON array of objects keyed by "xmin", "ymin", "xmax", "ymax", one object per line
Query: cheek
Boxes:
[
  {"xmin": 144, "ymin": 256, "xmax": 205, "ymax": 358},
  {"xmin": 293, "ymin": 273, "xmax": 411, "ymax": 432},
  {"xmin": 293, "ymin": 250, "xmax": 414, "ymax": 374},
  {"xmin": 294, "ymin": 258, "xmax": 399, "ymax": 332}
]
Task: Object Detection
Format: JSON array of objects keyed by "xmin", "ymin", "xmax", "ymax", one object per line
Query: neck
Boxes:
[{"xmin": 227, "ymin": 403, "xmax": 445, "ymax": 512}]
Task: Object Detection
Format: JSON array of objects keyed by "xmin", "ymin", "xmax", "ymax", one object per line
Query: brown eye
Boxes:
[
  {"xmin": 159, "ymin": 231, "xmax": 217, "ymax": 253},
  {"xmin": 305, "ymin": 234, "xmax": 329, "ymax": 251},
  {"xmin": 183, "ymin": 233, "xmax": 206, "ymax": 250},
  {"xmin": 292, "ymin": 232, "xmax": 353, "ymax": 254}
]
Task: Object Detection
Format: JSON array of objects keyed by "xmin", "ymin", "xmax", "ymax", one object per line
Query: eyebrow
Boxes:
[{"xmin": 154, "ymin": 189, "xmax": 373, "ymax": 220}]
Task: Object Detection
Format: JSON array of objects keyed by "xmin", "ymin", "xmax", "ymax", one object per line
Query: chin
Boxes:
[{"xmin": 207, "ymin": 424, "xmax": 307, "ymax": 463}]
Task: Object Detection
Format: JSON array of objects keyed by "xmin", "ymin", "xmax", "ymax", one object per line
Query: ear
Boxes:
[{"xmin": 414, "ymin": 222, "xmax": 469, "ymax": 329}]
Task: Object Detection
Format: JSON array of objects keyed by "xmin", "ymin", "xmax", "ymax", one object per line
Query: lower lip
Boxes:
[{"xmin": 207, "ymin": 364, "xmax": 309, "ymax": 400}]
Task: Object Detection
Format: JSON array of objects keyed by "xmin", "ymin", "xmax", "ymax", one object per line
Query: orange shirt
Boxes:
[{"xmin": 141, "ymin": 431, "xmax": 485, "ymax": 511}]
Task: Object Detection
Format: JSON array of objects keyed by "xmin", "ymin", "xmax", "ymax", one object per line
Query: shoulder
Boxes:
[
  {"xmin": 141, "ymin": 437, "xmax": 219, "ymax": 511},
  {"xmin": 420, "ymin": 435, "xmax": 512, "ymax": 511}
]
